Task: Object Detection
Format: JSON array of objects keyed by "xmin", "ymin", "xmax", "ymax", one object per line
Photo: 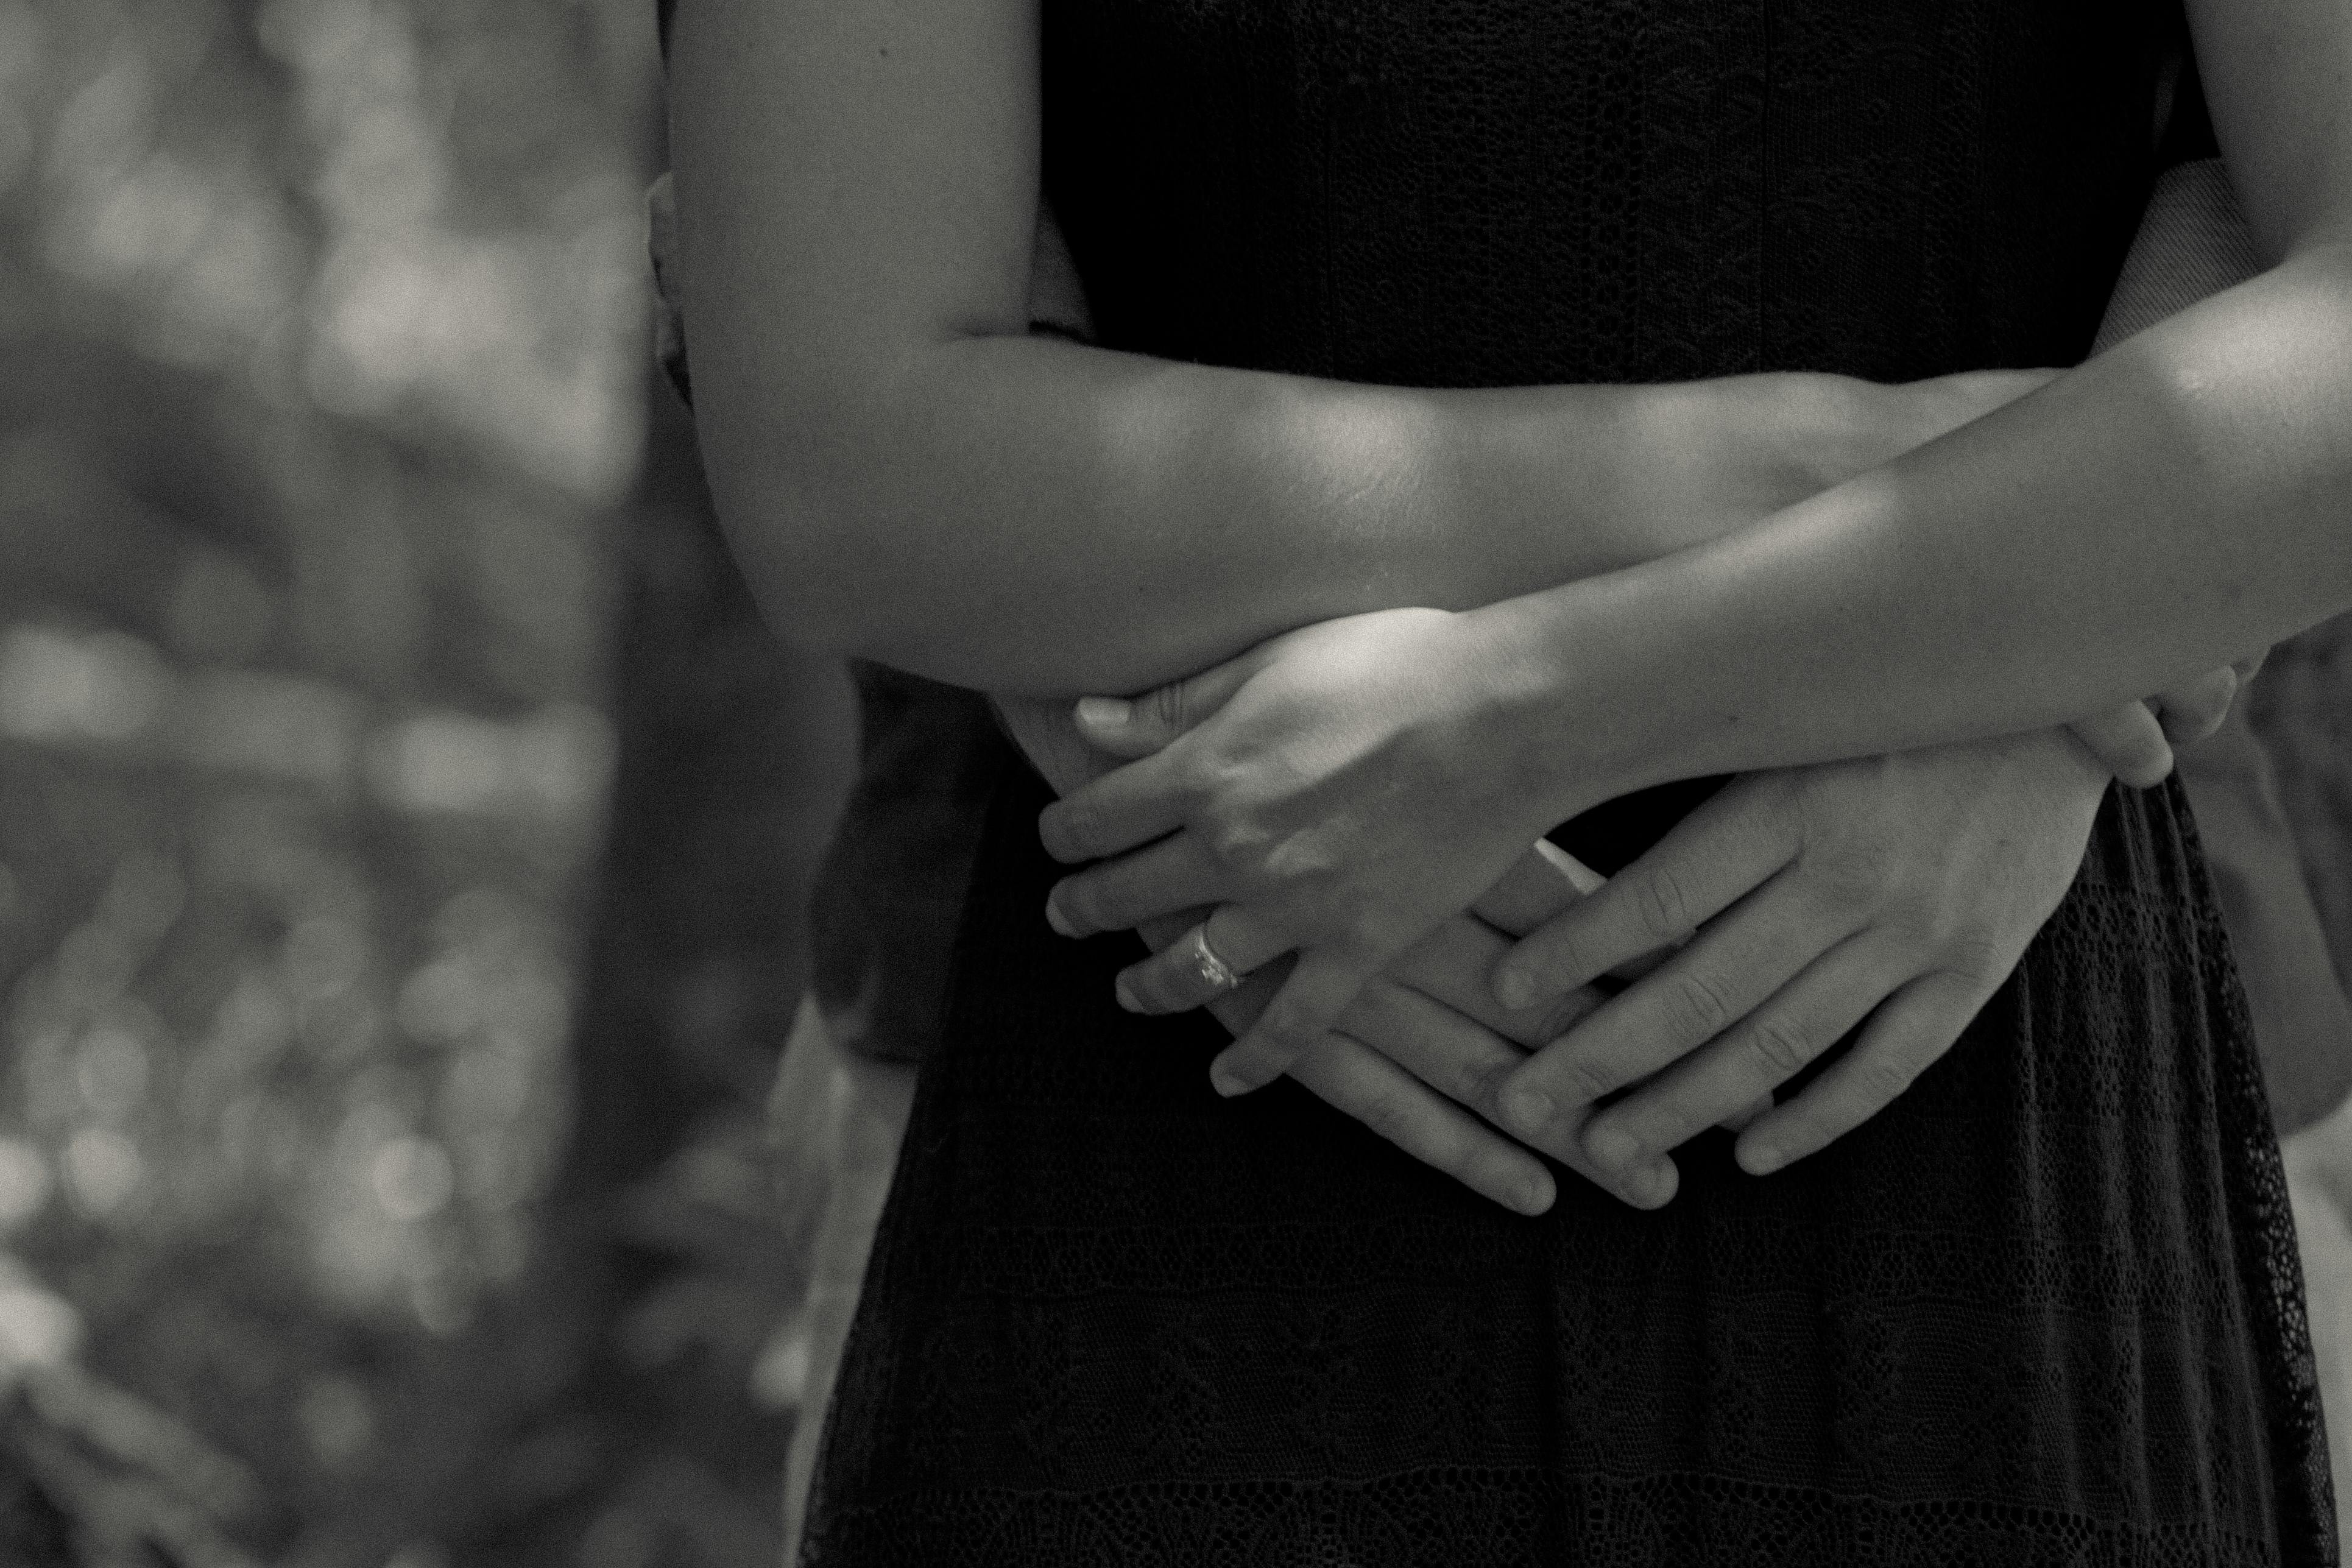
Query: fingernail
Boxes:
[
  {"xmin": 1743, "ymin": 1142, "xmax": 1784, "ymax": 1176},
  {"xmin": 1045, "ymin": 897, "xmax": 1076, "ymax": 938},
  {"xmin": 1513, "ymin": 1174, "xmax": 1554, "ymax": 1216},
  {"xmin": 1075, "ymin": 696, "xmax": 1131, "ymax": 730},
  {"xmin": 1115, "ymin": 975, "xmax": 1143, "ymax": 1013},
  {"xmin": 1626, "ymin": 1160, "xmax": 1673, "ymax": 1207},
  {"xmin": 1501, "ymin": 1087, "xmax": 1553, "ymax": 1137},
  {"xmin": 1495, "ymin": 969, "xmax": 1536, "ymax": 1011},
  {"xmin": 1583, "ymin": 1123, "xmax": 1640, "ymax": 1172},
  {"xmin": 1210, "ymin": 1062, "xmax": 1254, "ymax": 1097}
]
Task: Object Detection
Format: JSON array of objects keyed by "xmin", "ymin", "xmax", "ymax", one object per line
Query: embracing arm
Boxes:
[
  {"xmin": 669, "ymin": 0, "xmax": 1981, "ymax": 697},
  {"xmin": 1487, "ymin": 0, "xmax": 2352, "ymax": 809}
]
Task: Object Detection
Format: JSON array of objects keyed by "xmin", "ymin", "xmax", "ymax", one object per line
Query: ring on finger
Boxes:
[{"xmin": 1183, "ymin": 917, "xmax": 1246, "ymax": 995}]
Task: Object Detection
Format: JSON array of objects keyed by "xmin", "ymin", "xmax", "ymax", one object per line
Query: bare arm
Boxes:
[
  {"xmin": 1029, "ymin": 38, "xmax": 2349, "ymax": 1095},
  {"xmin": 669, "ymin": 0, "xmax": 1986, "ymax": 697},
  {"xmin": 1481, "ymin": 0, "xmax": 2352, "ymax": 806}
]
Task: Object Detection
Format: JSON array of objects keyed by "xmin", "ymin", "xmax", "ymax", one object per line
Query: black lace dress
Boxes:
[{"xmin": 799, "ymin": 1, "xmax": 2338, "ymax": 1562}]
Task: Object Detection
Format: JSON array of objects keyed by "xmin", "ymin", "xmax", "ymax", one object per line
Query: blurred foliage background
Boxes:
[
  {"xmin": 0, "ymin": 2, "xmax": 2343, "ymax": 1567},
  {"xmin": 0, "ymin": 0, "xmax": 858, "ymax": 1563}
]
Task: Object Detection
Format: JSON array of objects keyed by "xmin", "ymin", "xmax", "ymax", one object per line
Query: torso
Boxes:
[{"xmin": 1044, "ymin": 0, "xmax": 2176, "ymax": 387}]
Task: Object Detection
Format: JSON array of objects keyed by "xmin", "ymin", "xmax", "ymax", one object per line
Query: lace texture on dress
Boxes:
[{"xmin": 802, "ymin": 0, "xmax": 2336, "ymax": 1558}]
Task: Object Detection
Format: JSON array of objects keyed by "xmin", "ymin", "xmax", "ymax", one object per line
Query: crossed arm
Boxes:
[
  {"xmin": 1002, "ymin": 159, "xmax": 2262, "ymax": 1213},
  {"xmin": 1026, "ymin": 0, "xmax": 2352, "ymax": 1182},
  {"xmin": 673, "ymin": 0, "xmax": 2061, "ymax": 699},
  {"xmin": 671, "ymin": 0, "xmax": 2348, "ymax": 1207}
]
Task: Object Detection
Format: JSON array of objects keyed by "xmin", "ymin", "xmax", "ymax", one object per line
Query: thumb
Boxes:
[
  {"xmin": 1073, "ymin": 651, "xmax": 1265, "ymax": 758},
  {"xmin": 2067, "ymin": 701, "xmax": 2174, "ymax": 789},
  {"xmin": 2153, "ymin": 665, "xmax": 2237, "ymax": 749}
]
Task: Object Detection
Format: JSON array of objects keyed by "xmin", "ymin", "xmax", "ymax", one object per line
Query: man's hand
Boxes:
[
  {"xmin": 1001, "ymin": 691, "xmax": 1670, "ymax": 1213},
  {"xmin": 1487, "ymin": 730, "xmax": 2113, "ymax": 1202}
]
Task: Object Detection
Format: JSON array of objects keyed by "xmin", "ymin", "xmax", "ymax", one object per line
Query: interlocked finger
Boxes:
[
  {"xmin": 1388, "ymin": 917, "xmax": 1609, "ymax": 1048},
  {"xmin": 1471, "ymin": 840, "xmax": 1605, "ymax": 938},
  {"xmin": 1734, "ymin": 970, "xmax": 1996, "ymax": 1174},
  {"xmin": 1115, "ymin": 905, "xmax": 1286, "ymax": 1015},
  {"xmin": 1037, "ymin": 749, "xmax": 1191, "ymax": 864},
  {"xmin": 1211, "ymin": 948, "xmax": 1379, "ymax": 1095},
  {"xmin": 1494, "ymin": 784, "xmax": 1795, "ymax": 1011},
  {"xmin": 1336, "ymin": 981, "xmax": 1674, "ymax": 1207},
  {"xmin": 1575, "ymin": 936, "xmax": 1904, "ymax": 1179},
  {"xmin": 1497, "ymin": 866, "xmax": 1856, "ymax": 1137},
  {"xmin": 1047, "ymin": 834, "xmax": 1224, "ymax": 938},
  {"xmin": 1287, "ymin": 1030, "xmax": 1556, "ymax": 1217},
  {"xmin": 1338, "ymin": 978, "xmax": 1528, "ymax": 1117},
  {"xmin": 2068, "ymin": 701, "xmax": 2175, "ymax": 788}
]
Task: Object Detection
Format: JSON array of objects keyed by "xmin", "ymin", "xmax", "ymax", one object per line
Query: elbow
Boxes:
[
  {"xmin": 689, "ymin": 364, "xmax": 933, "ymax": 660},
  {"xmin": 701, "ymin": 461, "xmax": 900, "ymax": 660}
]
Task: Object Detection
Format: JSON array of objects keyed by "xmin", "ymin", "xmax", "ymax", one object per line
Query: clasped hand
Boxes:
[
  {"xmin": 1038, "ymin": 609, "xmax": 1561, "ymax": 1096},
  {"xmin": 1039, "ymin": 605, "xmax": 2234, "ymax": 1211}
]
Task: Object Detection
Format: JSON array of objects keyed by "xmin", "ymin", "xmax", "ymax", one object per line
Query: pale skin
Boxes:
[
  {"xmin": 1006, "ymin": 175, "xmax": 2248, "ymax": 1215},
  {"xmin": 670, "ymin": 0, "xmax": 2315, "ymax": 1207},
  {"xmin": 1034, "ymin": 0, "xmax": 2352, "ymax": 1191}
]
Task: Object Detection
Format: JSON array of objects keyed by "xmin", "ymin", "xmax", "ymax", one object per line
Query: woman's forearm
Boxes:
[
  {"xmin": 1483, "ymin": 239, "xmax": 2352, "ymax": 815},
  {"xmin": 670, "ymin": 0, "xmax": 1985, "ymax": 698},
  {"xmin": 688, "ymin": 186, "xmax": 2207, "ymax": 705},
  {"xmin": 693, "ymin": 319, "xmax": 1903, "ymax": 696},
  {"xmin": 674, "ymin": 0, "xmax": 2270, "ymax": 701}
]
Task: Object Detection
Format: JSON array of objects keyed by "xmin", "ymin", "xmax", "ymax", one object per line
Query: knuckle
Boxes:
[
  {"xmin": 1203, "ymin": 815, "xmax": 1271, "ymax": 872},
  {"xmin": 1149, "ymin": 681, "xmax": 1191, "ymax": 738},
  {"xmin": 1662, "ymin": 969, "xmax": 1735, "ymax": 1044},
  {"xmin": 1936, "ymin": 929, "xmax": 2012, "ymax": 987},
  {"xmin": 1453, "ymin": 1054, "xmax": 1513, "ymax": 1112},
  {"xmin": 1524, "ymin": 922, "xmax": 1598, "ymax": 995},
  {"xmin": 1553, "ymin": 1054, "xmax": 1617, "ymax": 1107},
  {"xmin": 1740, "ymin": 1016, "xmax": 1815, "ymax": 1078},
  {"xmin": 1852, "ymin": 1049, "xmax": 1924, "ymax": 1107},
  {"xmin": 1634, "ymin": 864, "xmax": 1695, "ymax": 944},
  {"xmin": 1806, "ymin": 840, "xmax": 1898, "ymax": 909}
]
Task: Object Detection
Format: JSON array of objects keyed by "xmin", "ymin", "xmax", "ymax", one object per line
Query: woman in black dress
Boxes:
[{"xmin": 669, "ymin": 0, "xmax": 2352, "ymax": 1559}]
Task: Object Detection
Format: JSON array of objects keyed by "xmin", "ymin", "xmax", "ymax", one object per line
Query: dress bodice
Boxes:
[{"xmin": 1044, "ymin": 0, "xmax": 2180, "ymax": 388}]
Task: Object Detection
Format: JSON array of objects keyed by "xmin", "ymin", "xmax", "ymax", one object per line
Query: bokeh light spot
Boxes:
[
  {"xmin": 369, "ymin": 1135, "xmax": 452, "ymax": 1223},
  {"xmin": 63, "ymin": 1127, "xmax": 143, "ymax": 1217}
]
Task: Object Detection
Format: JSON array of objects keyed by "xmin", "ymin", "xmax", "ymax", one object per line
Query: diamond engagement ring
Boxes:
[{"xmin": 1184, "ymin": 922, "xmax": 1243, "ymax": 994}]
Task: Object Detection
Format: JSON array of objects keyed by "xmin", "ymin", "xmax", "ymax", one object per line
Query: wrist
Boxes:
[
  {"xmin": 1628, "ymin": 375, "xmax": 1863, "ymax": 549},
  {"xmin": 1457, "ymin": 582, "xmax": 1697, "ymax": 826}
]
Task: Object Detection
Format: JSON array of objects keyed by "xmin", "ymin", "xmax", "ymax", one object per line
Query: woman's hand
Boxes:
[
  {"xmin": 1485, "ymin": 730, "xmax": 2113, "ymax": 1203},
  {"xmin": 1001, "ymin": 693, "xmax": 1655, "ymax": 1213},
  {"xmin": 1039, "ymin": 607, "xmax": 1569, "ymax": 1098},
  {"xmin": 2066, "ymin": 651, "xmax": 2265, "ymax": 787},
  {"xmin": 1191, "ymin": 846, "xmax": 1678, "ymax": 1214}
]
